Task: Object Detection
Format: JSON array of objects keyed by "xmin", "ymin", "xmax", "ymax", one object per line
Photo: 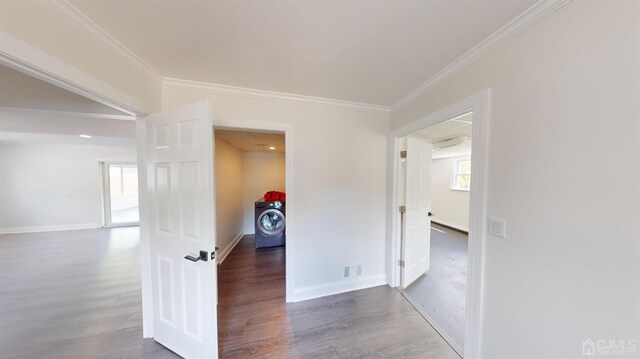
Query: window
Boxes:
[
  {"xmin": 103, "ymin": 163, "xmax": 140, "ymax": 225},
  {"xmin": 452, "ymin": 157, "xmax": 471, "ymax": 191}
]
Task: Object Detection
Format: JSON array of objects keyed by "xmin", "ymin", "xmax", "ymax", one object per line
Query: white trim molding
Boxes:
[
  {"xmin": 216, "ymin": 231, "xmax": 244, "ymax": 265},
  {"xmin": 291, "ymin": 274, "xmax": 388, "ymax": 303},
  {"xmin": 388, "ymin": 89, "xmax": 491, "ymax": 359},
  {"xmin": 0, "ymin": 223, "xmax": 99, "ymax": 235},
  {"xmin": 0, "ymin": 31, "xmax": 147, "ymax": 115},
  {"xmin": 40, "ymin": 0, "xmax": 162, "ymax": 84},
  {"xmin": 163, "ymin": 77, "xmax": 391, "ymax": 114},
  {"xmin": 390, "ymin": 0, "xmax": 572, "ymax": 111}
]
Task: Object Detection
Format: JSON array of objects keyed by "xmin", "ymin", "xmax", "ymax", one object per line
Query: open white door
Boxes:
[
  {"xmin": 143, "ymin": 101, "xmax": 218, "ymax": 358},
  {"xmin": 402, "ymin": 137, "xmax": 432, "ymax": 288}
]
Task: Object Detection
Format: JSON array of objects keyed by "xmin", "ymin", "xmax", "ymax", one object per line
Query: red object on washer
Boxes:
[{"xmin": 264, "ymin": 191, "xmax": 286, "ymax": 202}]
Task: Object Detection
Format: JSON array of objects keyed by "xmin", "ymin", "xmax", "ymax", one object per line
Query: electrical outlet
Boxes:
[
  {"xmin": 343, "ymin": 266, "xmax": 350, "ymax": 278},
  {"xmin": 356, "ymin": 264, "xmax": 362, "ymax": 276}
]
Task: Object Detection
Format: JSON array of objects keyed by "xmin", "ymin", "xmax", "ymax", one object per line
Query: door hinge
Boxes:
[
  {"xmin": 398, "ymin": 259, "xmax": 405, "ymax": 267},
  {"xmin": 399, "ymin": 205, "xmax": 406, "ymax": 214},
  {"xmin": 400, "ymin": 150, "xmax": 407, "ymax": 159}
]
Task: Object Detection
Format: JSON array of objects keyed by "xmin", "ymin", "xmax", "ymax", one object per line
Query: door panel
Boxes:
[
  {"xmin": 403, "ymin": 137, "xmax": 432, "ymax": 288},
  {"xmin": 144, "ymin": 101, "xmax": 218, "ymax": 358}
]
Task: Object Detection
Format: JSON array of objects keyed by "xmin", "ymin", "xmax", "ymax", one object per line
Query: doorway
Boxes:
[
  {"xmin": 399, "ymin": 112, "xmax": 473, "ymax": 355},
  {"xmin": 101, "ymin": 162, "xmax": 140, "ymax": 227},
  {"xmin": 137, "ymin": 102, "xmax": 295, "ymax": 357},
  {"xmin": 387, "ymin": 90, "xmax": 490, "ymax": 359}
]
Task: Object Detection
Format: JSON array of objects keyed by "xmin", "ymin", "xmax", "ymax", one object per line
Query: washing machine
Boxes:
[{"xmin": 255, "ymin": 199, "xmax": 286, "ymax": 248}]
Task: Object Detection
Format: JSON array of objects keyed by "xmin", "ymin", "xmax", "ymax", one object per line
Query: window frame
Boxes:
[{"xmin": 451, "ymin": 156, "xmax": 471, "ymax": 191}]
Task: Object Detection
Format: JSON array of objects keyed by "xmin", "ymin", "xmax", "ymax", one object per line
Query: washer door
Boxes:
[{"xmin": 256, "ymin": 208, "xmax": 286, "ymax": 236}]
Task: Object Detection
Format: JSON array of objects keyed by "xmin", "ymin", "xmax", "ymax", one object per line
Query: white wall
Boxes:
[
  {"xmin": 243, "ymin": 152, "xmax": 285, "ymax": 234},
  {"xmin": 163, "ymin": 86, "xmax": 390, "ymax": 301},
  {"xmin": 391, "ymin": 2, "xmax": 640, "ymax": 357},
  {"xmin": 214, "ymin": 137, "xmax": 245, "ymax": 252},
  {"xmin": 431, "ymin": 155, "xmax": 470, "ymax": 232},
  {"xmin": 0, "ymin": 142, "xmax": 136, "ymax": 233}
]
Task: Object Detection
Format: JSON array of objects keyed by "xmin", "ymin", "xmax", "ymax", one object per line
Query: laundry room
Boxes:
[
  {"xmin": 213, "ymin": 128, "xmax": 287, "ymax": 353},
  {"xmin": 213, "ymin": 128, "xmax": 286, "ymax": 260}
]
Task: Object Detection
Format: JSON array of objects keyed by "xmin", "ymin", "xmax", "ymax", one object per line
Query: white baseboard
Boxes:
[
  {"xmin": 243, "ymin": 229, "xmax": 255, "ymax": 235},
  {"xmin": 216, "ymin": 231, "xmax": 244, "ymax": 265},
  {"xmin": 290, "ymin": 274, "xmax": 388, "ymax": 302},
  {"xmin": 0, "ymin": 223, "xmax": 99, "ymax": 235},
  {"xmin": 431, "ymin": 219, "xmax": 468, "ymax": 233}
]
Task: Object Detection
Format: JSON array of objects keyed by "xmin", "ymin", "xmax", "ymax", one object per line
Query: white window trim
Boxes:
[{"xmin": 451, "ymin": 156, "xmax": 471, "ymax": 191}]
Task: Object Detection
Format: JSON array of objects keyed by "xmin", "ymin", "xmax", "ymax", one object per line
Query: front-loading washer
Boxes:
[{"xmin": 254, "ymin": 200, "xmax": 286, "ymax": 248}]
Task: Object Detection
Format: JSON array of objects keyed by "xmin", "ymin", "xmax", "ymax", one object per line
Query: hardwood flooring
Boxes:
[
  {"xmin": 1, "ymin": 228, "xmax": 459, "ymax": 358},
  {"xmin": 0, "ymin": 227, "xmax": 178, "ymax": 359},
  {"xmin": 218, "ymin": 234, "xmax": 460, "ymax": 358}
]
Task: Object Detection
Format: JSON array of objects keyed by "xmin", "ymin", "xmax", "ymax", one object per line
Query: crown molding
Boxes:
[
  {"xmin": 390, "ymin": 0, "xmax": 572, "ymax": 111},
  {"xmin": 0, "ymin": 31, "xmax": 146, "ymax": 115},
  {"xmin": 40, "ymin": 0, "xmax": 162, "ymax": 84},
  {"xmin": 163, "ymin": 78, "xmax": 391, "ymax": 114}
]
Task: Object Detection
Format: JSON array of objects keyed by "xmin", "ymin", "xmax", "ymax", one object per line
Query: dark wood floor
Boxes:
[
  {"xmin": 1, "ymin": 228, "xmax": 458, "ymax": 358},
  {"xmin": 218, "ymin": 234, "xmax": 460, "ymax": 358}
]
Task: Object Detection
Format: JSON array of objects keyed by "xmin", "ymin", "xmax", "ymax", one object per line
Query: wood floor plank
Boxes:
[
  {"xmin": 218, "ymin": 234, "xmax": 460, "ymax": 359},
  {"xmin": 1, "ymin": 228, "xmax": 459, "ymax": 358}
]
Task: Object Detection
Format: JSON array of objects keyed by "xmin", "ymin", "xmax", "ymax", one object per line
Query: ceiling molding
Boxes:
[
  {"xmin": 0, "ymin": 106, "xmax": 136, "ymax": 121},
  {"xmin": 390, "ymin": 0, "xmax": 572, "ymax": 111},
  {"xmin": 163, "ymin": 77, "xmax": 391, "ymax": 114},
  {"xmin": 0, "ymin": 31, "xmax": 146, "ymax": 115},
  {"xmin": 40, "ymin": 0, "xmax": 162, "ymax": 84}
]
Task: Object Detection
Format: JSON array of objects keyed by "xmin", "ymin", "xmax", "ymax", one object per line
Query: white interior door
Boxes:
[
  {"xmin": 402, "ymin": 137, "xmax": 432, "ymax": 288},
  {"xmin": 144, "ymin": 101, "xmax": 218, "ymax": 358}
]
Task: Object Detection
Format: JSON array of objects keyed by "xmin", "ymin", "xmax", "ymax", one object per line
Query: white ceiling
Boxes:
[
  {"xmin": 69, "ymin": 0, "xmax": 536, "ymax": 106},
  {"xmin": 0, "ymin": 132, "xmax": 135, "ymax": 147},
  {"xmin": 215, "ymin": 129, "xmax": 285, "ymax": 153}
]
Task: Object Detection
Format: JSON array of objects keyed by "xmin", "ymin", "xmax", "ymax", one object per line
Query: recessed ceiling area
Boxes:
[
  {"xmin": 215, "ymin": 129, "xmax": 285, "ymax": 154},
  {"xmin": 0, "ymin": 65, "xmax": 130, "ymax": 116},
  {"xmin": 68, "ymin": 0, "xmax": 536, "ymax": 106},
  {"xmin": 0, "ymin": 64, "xmax": 136, "ymax": 146}
]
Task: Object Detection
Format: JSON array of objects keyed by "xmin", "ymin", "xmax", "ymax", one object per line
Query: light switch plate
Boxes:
[{"xmin": 489, "ymin": 218, "xmax": 506, "ymax": 238}]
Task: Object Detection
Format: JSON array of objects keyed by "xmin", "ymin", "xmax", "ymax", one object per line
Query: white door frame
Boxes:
[
  {"xmin": 212, "ymin": 117, "xmax": 294, "ymax": 304},
  {"xmin": 387, "ymin": 89, "xmax": 490, "ymax": 359},
  {"xmin": 138, "ymin": 116, "xmax": 294, "ymax": 338}
]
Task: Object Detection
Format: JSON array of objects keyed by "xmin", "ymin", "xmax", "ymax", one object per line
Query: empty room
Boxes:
[{"xmin": 1, "ymin": 1, "xmax": 638, "ymax": 358}]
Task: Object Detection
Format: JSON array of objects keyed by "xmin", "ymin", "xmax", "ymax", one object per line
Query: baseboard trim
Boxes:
[
  {"xmin": 432, "ymin": 219, "xmax": 468, "ymax": 233},
  {"xmin": 290, "ymin": 274, "xmax": 388, "ymax": 302},
  {"xmin": 399, "ymin": 289, "xmax": 464, "ymax": 356},
  {"xmin": 0, "ymin": 223, "xmax": 99, "ymax": 235},
  {"xmin": 217, "ymin": 231, "xmax": 244, "ymax": 265}
]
